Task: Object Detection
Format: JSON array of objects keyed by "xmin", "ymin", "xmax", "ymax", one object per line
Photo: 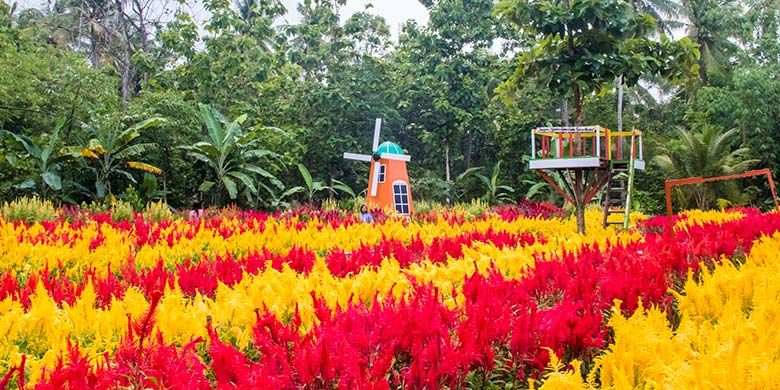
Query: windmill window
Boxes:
[
  {"xmin": 392, "ymin": 181, "xmax": 410, "ymax": 214},
  {"xmin": 379, "ymin": 164, "xmax": 386, "ymax": 183}
]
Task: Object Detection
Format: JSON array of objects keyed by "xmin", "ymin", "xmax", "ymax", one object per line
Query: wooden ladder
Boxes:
[
  {"xmin": 602, "ymin": 134, "xmax": 637, "ymax": 229},
  {"xmin": 603, "ymin": 161, "xmax": 630, "ymax": 228}
]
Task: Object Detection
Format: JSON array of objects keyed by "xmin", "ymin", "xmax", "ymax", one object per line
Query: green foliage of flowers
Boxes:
[{"xmin": 1, "ymin": 197, "xmax": 57, "ymax": 223}]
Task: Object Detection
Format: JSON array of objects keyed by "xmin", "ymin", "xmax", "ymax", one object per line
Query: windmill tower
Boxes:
[{"xmin": 343, "ymin": 119, "xmax": 414, "ymax": 214}]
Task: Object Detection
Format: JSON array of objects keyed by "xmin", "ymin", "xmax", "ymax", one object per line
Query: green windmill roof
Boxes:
[{"xmin": 376, "ymin": 141, "xmax": 404, "ymax": 156}]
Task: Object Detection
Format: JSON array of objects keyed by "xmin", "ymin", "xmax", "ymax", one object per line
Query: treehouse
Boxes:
[{"xmin": 528, "ymin": 126, "xmax": 644, "ymax": 228}]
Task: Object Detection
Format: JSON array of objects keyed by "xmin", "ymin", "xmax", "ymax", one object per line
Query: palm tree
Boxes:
[
  {"xmin": 681, "ymin": 0, "xmax": 743, "ymax": 84},
  {"xmin": 181, "ymin": 104, "xmax": 281, "ymax": 205},
  {"xmin": 64, "ymin": 117, "xmax": 163, "ymax": 199},
  {"xmin": 631, "ymin": 0, "xmax": 684, "ymax": 33},
  {"xmin": 653, "ymin": 126, "xmax": 758, "ymax": 209}
]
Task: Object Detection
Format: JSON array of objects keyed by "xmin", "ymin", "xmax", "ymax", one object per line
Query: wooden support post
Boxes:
[
  {"xmin": 536, "ymin": 170, "xmax": 575, "ymax": 205},
  {"xmin": 583, "ymin": 169, "xmax": 611, "ymax": 204}
]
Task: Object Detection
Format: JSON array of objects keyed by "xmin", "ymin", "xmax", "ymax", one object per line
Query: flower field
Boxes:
[{"xmin": 1, "ymin": 203, "xmax": 780, "ymax": 389}]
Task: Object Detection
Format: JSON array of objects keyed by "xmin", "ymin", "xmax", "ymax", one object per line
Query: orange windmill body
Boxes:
[{"xmin": 343, "ymin": 118, "xmax": 413, "ymax": 214}]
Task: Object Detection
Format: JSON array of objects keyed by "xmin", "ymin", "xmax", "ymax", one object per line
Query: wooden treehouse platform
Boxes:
[
  {"xmin": 528, "ymin": 126, "xmax": 645, "ymax": 229},
  {"xmin": 529, "ymin": 126, "xmax": 644, "ymax": 170}
]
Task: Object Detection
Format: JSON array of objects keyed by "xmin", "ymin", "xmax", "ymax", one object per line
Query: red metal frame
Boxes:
[{"xmin": 665, "ymin": 169, "xmax": 780, "ymax": 218}]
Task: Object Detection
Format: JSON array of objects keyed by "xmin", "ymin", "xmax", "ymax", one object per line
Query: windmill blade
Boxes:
[
  {"xmin": 372, "ymin": 118, "xmax": 382, "ymax": 152},
  {"xmin": 343, "ymin": 152, "xmax": 372, "ymax": 162},
  {"xmin": 370, "ymin": 161, "xmax": 380, "ymax": 197},
  {"xmin": 381, "ymin": 153, "xmax": 411, "ymax": 162}
]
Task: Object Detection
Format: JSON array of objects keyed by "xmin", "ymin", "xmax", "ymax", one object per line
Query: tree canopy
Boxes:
[{"xmin": 0, "ymin": 0, "xmax": 776, "ymax": 214}]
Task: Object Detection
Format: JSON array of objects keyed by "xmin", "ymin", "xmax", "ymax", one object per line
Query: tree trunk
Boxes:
[
  {"xmin": 561, "ymin": 98, "xmax": 570, "ymax": 127},
  {"xmin": 132, "ymin": 0, "xmax": 149, "ymax": 52},
  {"xmin": 444, "ymin": 141, "xmax": 451, "ymax": 182},
  {"xmin": 89, "ymin": 21, "xmax": 101, "ymax": 67},
  {"xmin": 465, "ymin": 129, "xmax": 473, "ymax": 168},
  {"xmin": 572, "ymin": 82, "xmax": 586, "ymax": 232},
  {"xmin": 617, "ymin": 75, "xmax": 624, "ymax": 132},
  {"xmin": 573, "ymin": 85, "xmax": 583, "ymax": 127},
  {"xmin": 574, "ymin": 169, "xmax": 586, "ymax": 233},
  {"xmin": 114, "ymin": 0, "xmax": 133, "ymax": 108}
]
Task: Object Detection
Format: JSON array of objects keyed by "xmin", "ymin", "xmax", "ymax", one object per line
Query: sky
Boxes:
[
  {"xmin": 280, "ymin": 0, "xmax": 429, "ymax": 38},
  {"xmin": 18, "ymin": 0, "xmax": 430, "ymax": 39}
]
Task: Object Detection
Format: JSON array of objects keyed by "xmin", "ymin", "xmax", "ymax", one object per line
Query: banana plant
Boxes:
[
  {"xmin": 295, "ymin": 164, "xmax": 356, "ymax": 202},
  {"xmin": 297, "ymin": 163, "xmax": 329, "ymax": 202},
  {"xmin": 523, "ymin": 178, "xmax": 563, "ymax": 203},
  {"xmin": 181, "ymin": 104, "xmax": 282, "ymax": 205},
  {"xmin": 63, "ymin": 117, "xmax": 164, "ymax": 199},
  {"xmin": 475, "ymin": 161, "xmax": 515, "ymax": 205},
  {"xmin": 258, "ymin": 182, "xmax": 306, "ymax": 210},
  {"xmin": 2, "ymin": 119, "xmax": 70, "ymax": 199}
]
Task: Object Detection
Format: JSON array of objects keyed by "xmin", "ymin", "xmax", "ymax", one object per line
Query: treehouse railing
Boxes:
[{"xmin": 530, "ymin": 126, "xmax": 643, "ymax": 162}]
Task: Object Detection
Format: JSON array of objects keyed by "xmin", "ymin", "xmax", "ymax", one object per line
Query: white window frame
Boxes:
[
  {"xmin": 378, "ymin": 164, "xmax": 386, "ymax": 183},
  {"xmin": 392, "ymin": 180, "xmax": 410, "ymax": 214}
]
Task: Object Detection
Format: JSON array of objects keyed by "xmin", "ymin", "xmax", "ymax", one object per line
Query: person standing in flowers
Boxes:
[
  {"xmin": 189, "ymin": 197, "xmax": 204, "ymax": 222},
  {"xmin": 359, "ymin": 204, "xmax": 374, "ymax": 223}
]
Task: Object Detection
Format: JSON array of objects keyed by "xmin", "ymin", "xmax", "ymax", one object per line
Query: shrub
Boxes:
[
  {"xmin": 1, "ymin": 197, "xmax": 58, "ymax": 223},
  {"xmin": 111, "ymin": 200, "xmax": 135, "ymax": 222},
  {"xmin": 143, "ymin": 201, "xmax": 173, "ymax": 223}
]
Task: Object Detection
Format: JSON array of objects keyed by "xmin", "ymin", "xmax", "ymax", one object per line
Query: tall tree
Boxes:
[
  {"xmin": 395, "ymin": 0, "xmax": 499, "ymax": 182},
  {"xmin": 496, "ymin": 0, "xmax": 700, "ymax": 232},
  {"xmin": 681, "ymin": 0, "xmax": 744, "ymax": 85}
]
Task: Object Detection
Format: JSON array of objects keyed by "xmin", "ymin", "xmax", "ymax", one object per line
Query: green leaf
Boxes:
[
  {"xmin": 281, "ymin": 186, "xmax": 306, "ymax": 198},
  {"xmin": 1, "ymin": 130, "xmax": 40, "ymax": 157},
  {"xmin": 191, "ymin": 142, "xmax": 221, "ymax": 158},
  {"xmin": 41, "ymin": 171, "xmax": 62, "ymax": 191},
  {"xmin": 297, "ymin": 164, "xmax": 314, "ymax": 191},
  {"xmin": 114, "ymin": 143, "xmax": 158, "ymax": 160},
  {"xmin": 14, "ymin": 180, "xmax": 35, "ymax": 190},
  {"xmin": 200, "ymin": 104, "xmax": 225, "ymax": 146},
  {"xmin": 525, "ymin": 182, "xmax": 548, "ymax": 200},
  {"xmin": 116, "ymin": 169, "xmax": 138, "ymax": 183},
  {"xmin": 198, "ymin": 181, "xmax": 215, "ymax": 193},
  {"xmin": 456, "ymin": 167, "xmax": 482, "ymax": 182},
  {"xmin": 332, "ymin": 179, "xmax": 356, "ymax": 198},
  {"xmin": 222, "ymin": 176, "xmax": 238, "ymax": 199},
  {"xmin": 227, "ymin": 171, "xmax": 258, "ymax": 195},
  {"xmin": 96, "ymin": 181, "xmax": 107, "ymax": 198}
]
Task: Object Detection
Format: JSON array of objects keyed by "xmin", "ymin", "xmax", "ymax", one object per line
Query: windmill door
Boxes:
[{"xmin": 392, "ymin": 180, "xmax": 410, "ymax": 214}]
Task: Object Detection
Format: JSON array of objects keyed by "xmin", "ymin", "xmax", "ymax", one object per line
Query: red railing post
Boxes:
[{"xmin": 569, "ymin": 133, "xmax": 573, "ymax": 157}]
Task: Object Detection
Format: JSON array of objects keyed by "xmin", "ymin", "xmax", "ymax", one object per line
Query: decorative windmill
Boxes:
[{"xmin": 343, "ymin": 118, "xmax": 414, "ymax": 214}]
